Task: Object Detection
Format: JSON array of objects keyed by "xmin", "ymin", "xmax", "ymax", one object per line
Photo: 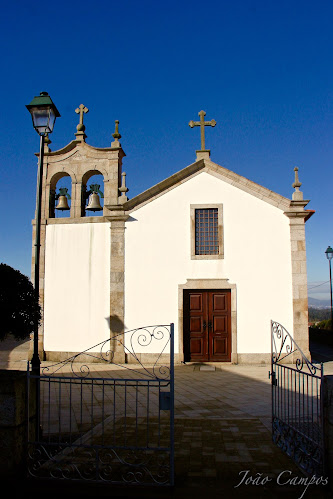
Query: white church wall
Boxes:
[
  {"xmin": 43, "ymin": 223, "xmax": 111, "ymax": 354},
  {"xmin": 124, "ymin": 171, "xmax": 293, "ymax": 357}
]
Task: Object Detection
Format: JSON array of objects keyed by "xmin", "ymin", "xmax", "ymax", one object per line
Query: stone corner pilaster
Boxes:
[
  {"xmin": 286, "ymin": 207, "xmax": 310, "ymax": 356},
  {"xmin": 108, "ymin": 210, "xmax": 127, "ymax": 361}
]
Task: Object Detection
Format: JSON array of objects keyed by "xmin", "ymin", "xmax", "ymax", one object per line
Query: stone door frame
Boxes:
[{"xmin": 178, "ymin": 279, "xmax": 237, "ymax": 363}]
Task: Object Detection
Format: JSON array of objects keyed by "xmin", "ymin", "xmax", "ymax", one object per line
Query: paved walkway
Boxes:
[{"xmin": 1, "ymin": 336, "xmax": 333, "ymax": 498}]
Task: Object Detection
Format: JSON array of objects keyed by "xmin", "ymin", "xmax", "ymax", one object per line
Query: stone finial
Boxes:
[
  {"xmin": 111, "ymin": 120, "xmax": 122, "ymax": 147},
  {"xmin": 189, "ymin": 110, "xmax": 216, "ymax": 159},
  {"xmin": 292, "ymin": 167, "xmax": 303, "ymax": 201},
  {"xmin": 75, "ymin": 104, "xmax": 89, "ymax": 141},
  {"xmin": 119, "ymin": 172, "xmax": 129, "ymax": 204}
]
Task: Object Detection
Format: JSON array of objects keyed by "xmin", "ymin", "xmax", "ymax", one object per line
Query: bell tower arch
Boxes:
[{"xmin": 31, "ymin": 106, "xmax": 129, "ymax": 361}]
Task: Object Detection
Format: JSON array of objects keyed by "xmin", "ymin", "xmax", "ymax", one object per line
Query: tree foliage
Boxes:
[
  {"xmin": 0, "ymin": 263, "xmax": 41, "ymax": 340},
  {"xmin": 311, "ymin": 318, "xmax": 332, "ymax": 331},
  {"xmin": 308, "ymin": 307, "xmax": 331, "ymax": 322}
]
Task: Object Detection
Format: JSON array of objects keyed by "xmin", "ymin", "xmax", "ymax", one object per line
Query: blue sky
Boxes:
[{"xmin": 0, "ymin": 0, "xmax": 332, "ymax": 300}]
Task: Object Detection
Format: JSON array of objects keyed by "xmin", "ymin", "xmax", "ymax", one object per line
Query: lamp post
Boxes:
[
  {"xmin": 26, "ymin": 92, "xmax": 60, "ymax": 375},
  {"xmin": 325, "ymin": 246, "xmax": 333, "ymax": 331}
]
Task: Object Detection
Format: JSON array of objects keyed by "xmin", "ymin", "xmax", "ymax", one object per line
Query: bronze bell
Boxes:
[
  {"xmin": 55, "ymin": 195, "xmax": 70, "ymax": 211},
  {"xmin": 86, "ymin": 192, "xmax": 103, "ymax": 211}
]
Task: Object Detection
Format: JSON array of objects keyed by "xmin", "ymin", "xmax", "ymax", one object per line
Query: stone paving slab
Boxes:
[{"xmin": 171, "ymin": 417, "xmax": 330, "ymax": 499}]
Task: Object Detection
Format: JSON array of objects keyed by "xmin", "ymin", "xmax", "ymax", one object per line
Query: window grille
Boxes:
[{"xmin": 195, "ymin": 208, "xmax": 219, "ymax": 255}]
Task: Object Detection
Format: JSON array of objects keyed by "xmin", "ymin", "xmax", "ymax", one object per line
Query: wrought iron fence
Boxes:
[
  {"xmin": 270, "ymin": 320, "xmax": 324, "ymax": 476},
  {"xmin": 27, "ymin": 324, "xmax": 174, "ymax": 486}
]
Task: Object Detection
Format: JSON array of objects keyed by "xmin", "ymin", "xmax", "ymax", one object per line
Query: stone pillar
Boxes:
[
  {"xmin": 108, "ymin": 213, "xmax": 128, "ymax": 363},
  {"xmin": 288, "ymin": 214, "xmax": 310, "ymax": 357},
  {"xmin": 30, "ymin": 219, "xmax": 47, "ymax": 361},
  {"xmin": 104, "ymin": 125, "xmax": 128, "ymax": 362},
  {"xmin": 71, "ymin": 180, "xmax": 83, "ymax": 218},
  {"xmin": 103, "ymin": 124, "xmax": 126, "ymax": 210},
  {"xmin": 103, "ymin": 147, "xmax": 125, "ymax": 208},
  {"xmin": 44, "ymin": 182, "xmax": 52, "ymax": 219},
  {"xmin": 284, "ymin": 168, "xmax": 311, "ymax": 359},
  {"xmin": 0, "ymin": 370, "xmax": 36, "ymax": 478},
  {"xmin": 323, "ymin": 375, "xmax": 333, "ymax": 490}
]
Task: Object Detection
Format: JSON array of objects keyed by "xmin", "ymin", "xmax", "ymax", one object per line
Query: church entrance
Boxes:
[{"xmin": 183, "ymin": 290, "xmax": 231, "ymax": 362}]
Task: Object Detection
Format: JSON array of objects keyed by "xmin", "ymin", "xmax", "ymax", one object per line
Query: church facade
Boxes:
[{"xmin": 32, "ymin": 108, "xmax": 313, "ymax": 364}]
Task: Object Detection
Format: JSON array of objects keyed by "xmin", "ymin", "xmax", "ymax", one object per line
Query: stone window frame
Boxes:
[{"xmin": 190, "ymin": 204, "xmax": 224, "ymax": 260}]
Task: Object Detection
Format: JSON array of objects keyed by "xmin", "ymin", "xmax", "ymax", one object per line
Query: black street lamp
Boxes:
[
  {"xmin": 325, "ymin": 246, "xmax": 333, "ymax": 331},
  {"xmin": 26, "ymin": 92, "xmax": 60, "ymax": 374}
]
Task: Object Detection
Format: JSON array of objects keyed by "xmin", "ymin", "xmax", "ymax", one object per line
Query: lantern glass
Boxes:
[
  {"xmin": 325, "ymin": 246, "xmax": 333, "ymax": 261},
  {"xmin": 26, "ymin": 92, "xmax": 60, "ymax": 136},
  {"xmin": 29, "ymin": 106, "xmax": 56, "ymax": 135}
]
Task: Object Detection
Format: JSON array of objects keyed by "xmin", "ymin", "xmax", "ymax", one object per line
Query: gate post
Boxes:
[
  {"xmin": 323, "ymin": 375, "xmax": 333, "ymax": 490},
  {"xmin": 0, "ymin": 370, "xmax": 36, "ymax": 478},
  {"xmin": 170, "ymin": 322, "xmax": 175, "ymax": 486}
]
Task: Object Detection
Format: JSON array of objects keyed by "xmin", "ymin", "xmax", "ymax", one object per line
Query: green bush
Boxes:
[
  {"xmin": 0, "ymin": 263, "xmax": 41, "ymax": 340},
  {"xmin": 312, "ymin": 319, "xmax": 332, "ymax": 331}
]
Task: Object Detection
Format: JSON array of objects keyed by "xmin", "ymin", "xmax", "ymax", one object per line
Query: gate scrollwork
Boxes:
[
  {"xmin": 27, "ymin": 323, "xmax": 175, "ymax": 487},
  {"xmin": 41, "ymin": 324, "xmax": 171, "ymax": 379},
  {"xmin": 271, "ymin": 320, "xmax": 324, "ymax": 477}
]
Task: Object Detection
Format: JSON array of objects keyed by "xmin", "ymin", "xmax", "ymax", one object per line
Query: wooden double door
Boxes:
[{"xmin": 183, "ymin": 290, "xmax": 231, "ymax": 362}]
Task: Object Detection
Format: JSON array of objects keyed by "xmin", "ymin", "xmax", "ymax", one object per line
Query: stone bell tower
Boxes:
[{"xmin": 31, "ymin": 105, "xmax": 129, "ymax": 361}]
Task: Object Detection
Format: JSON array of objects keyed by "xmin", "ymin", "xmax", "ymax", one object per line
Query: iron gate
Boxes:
[
  {"xmin": 270, "ymin": 320, "xmax": 324, "ymax": 476},
  {"xmin": 27, "ymin": 324, "xmax": 174, "ymax": 486}
]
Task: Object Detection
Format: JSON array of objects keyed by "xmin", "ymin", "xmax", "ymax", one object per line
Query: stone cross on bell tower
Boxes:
[
  {"xmin": 189, "ymin": 110, "xmax": 216, "ymax": 160},
  {"xmin": 75, "ymin": 104, "xmax": 89, "ymax": 141}
]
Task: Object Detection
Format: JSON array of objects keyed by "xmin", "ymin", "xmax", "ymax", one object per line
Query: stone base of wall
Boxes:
[
  {"xmin": 235, "ymin": 353, "xmax": 271, "ymax": 365},
  {"xmin": 236, "ymin": 352, "xmax": 312, "ymax": 365},
  {"xmin": 45, "ymin": 350, "xmax": 178, "ymax": 365},
  {"xmin": 45, "ymin": 350, "xmax": 284, "ymax": 365},
  {"xmin": 45, "ymin": 351, "xmax": 126, "ymax": 364}
]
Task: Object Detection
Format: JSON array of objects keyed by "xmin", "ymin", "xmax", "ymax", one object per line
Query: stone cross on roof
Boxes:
[
  {"xmin": 75, "ymin": 104, "xmax": 89, "ymax": 141},
  {"xmin": 75, "ymin": 104, "xmax": 89, "ymax": 131},
  {"xmin": 189, "ymin": 110, "xmax": 216, "ymax": 152}
]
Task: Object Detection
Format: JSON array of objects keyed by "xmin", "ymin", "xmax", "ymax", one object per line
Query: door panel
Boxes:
[
  {"xmin": 213, "ymin": 293, "xmax": 227, "ymax": 312},
  {"xmin": 187, "ymin": 291, "xmax": 208, "ymax": 361},
  {"xmin": 213, "ymin": 316, "xmax": 227, "ymax": 333},
  {"xmin": 190, "ymin": 317, "xmax": 202, "ymax": 332},
  {"xmin": 184, "ymin": 290, "xmax": 231, "ymax": 362},
  {"xmin": 209, "ymin": 291, "xmax": 231, "ymax": 361},
  {"xmin": 190, "ymin": 338, "xmax": 204, "ymax": 354},
  {"xmin": 212, "ymin": 337, "xmax": 227, "ymax": 353},
  {"xmin": 189, "ymin": 294, "xmax": 203, "ymax": 311}
]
